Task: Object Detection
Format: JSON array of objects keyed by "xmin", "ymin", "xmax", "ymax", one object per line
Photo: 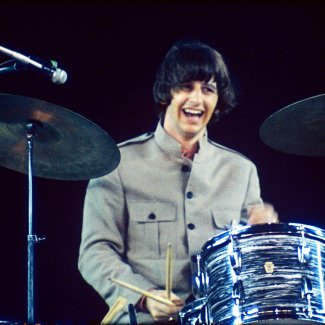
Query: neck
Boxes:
[
  {"xmin": 166, "ymin": 129, "xmax": 202, "ymax": 160},
  {"xmin": 163, "ymin": 124, "xmax": 205, "ymax": 151},
  {"xmin": 181, "ymin": 142, "xmax": 198, "ymax": 160},
  {"xmin": 165, "ymin": 129, "xmax": 202, "ymax": 151},
  {"xmin": 180, "ymin": 138, "xmax": 199, "ymax": 151}
]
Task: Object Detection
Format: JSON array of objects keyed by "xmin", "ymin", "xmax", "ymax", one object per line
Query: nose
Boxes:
[{"xmin": 188, "ymin": 87, "xmax": 203, "ymax": 104}]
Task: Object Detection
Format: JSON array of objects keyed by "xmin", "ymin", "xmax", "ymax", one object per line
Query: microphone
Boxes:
[{"xmin": 0, "ymin": 45, "xmax": 67, "ymax": 84}]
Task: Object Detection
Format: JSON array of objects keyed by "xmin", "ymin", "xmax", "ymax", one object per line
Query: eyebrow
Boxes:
[
  {"xmin": 175, "ymin": 81, "xmax": 218, "ymax": 92},
  {"xmin": 180, "ymin": 81, "xmax": 217, "ymax": 86}
]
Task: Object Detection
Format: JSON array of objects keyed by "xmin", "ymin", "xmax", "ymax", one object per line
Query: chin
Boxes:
[{"xmin": 182, "ymin": 128, "xmax": 203, "ymax": 138}]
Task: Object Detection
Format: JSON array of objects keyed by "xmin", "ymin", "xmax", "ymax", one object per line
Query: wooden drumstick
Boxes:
[
  {"xmin": 111, "ymin": 278, "xmax": 175, "ymax": 306},
  {"xmin": 166, "ymin": 242, "xmax": 172, "ymax": 300},
  {"xmin": 100, "ymin": 296, "xmax": 127, "ymax": 324}
]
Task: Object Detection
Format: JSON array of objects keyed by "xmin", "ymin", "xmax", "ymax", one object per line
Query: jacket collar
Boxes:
[{"xmin": 154, "ymin": 121, "xmax": 208, "ymax": 158}]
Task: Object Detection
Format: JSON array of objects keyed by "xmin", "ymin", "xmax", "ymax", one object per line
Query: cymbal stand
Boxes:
[{"xmin": 26, "ymin": 122, "xmax": 44, "ymax": 324}]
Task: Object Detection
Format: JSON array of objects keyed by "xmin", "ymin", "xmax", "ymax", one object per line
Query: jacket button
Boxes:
[
  {"xmin": 187, "ymin": 223, "xmax": 195, "ymax": 230},
  {"xmin": 148, "ymin": 213, "xmax": 156, "ymax": 220},
  {"xmin": 181, "ymin": 165, "xmax": 190, "ymax": 172},
  {"xmin": 186, "ymin": 191, "xmax": 193, "ymax": 199},
  {"xmin": 191, "ymin": 255, "xmax": 197, "ymax": 263}
]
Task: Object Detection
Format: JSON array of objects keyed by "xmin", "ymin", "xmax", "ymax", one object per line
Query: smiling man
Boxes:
[
  {"xmin": 163, "ymin": 79, "xmax": 218, "ymax": 161},
  {"xmin": 78, "ymin": 40, "xmax": 278, "ymax": 324},
  {"xmin": 163, "ymin": 79, "xmax": 218, "ymax": 152}
]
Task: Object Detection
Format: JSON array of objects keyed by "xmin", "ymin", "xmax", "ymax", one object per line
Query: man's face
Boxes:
[{"xmin": 163, "ymin": 79, "xmax": 218, "ymax": 143}]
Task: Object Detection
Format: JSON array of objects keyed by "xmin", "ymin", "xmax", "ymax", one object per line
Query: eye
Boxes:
[
  {"xmin": 174, "ymin": 83, "xmax": 193, "ymax": 92},
  {"xmin": 202, "ymin": 84, "xmax": 217, "ymax": 94}
]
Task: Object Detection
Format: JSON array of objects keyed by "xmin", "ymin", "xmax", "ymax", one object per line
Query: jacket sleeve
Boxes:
[
  {"xmin": 240, "ymin": 162, "xmax": 264, "ymax": 224},
  {"xmin": 78, "ymin": 168, "xmax": 156, "ymax": 314}
]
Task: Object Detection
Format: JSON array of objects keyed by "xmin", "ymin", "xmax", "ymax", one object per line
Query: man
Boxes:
[{"xmin": 78, "ymin": 39, "xmax": 278, "ymax": 324}]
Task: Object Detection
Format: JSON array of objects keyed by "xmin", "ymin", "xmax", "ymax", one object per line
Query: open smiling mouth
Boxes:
[{"xmin": 182, "ymin": 108, "xmax": 204, "ymax": 118}]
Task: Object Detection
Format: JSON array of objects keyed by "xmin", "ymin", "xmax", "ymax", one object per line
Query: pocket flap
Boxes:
[{"xmin": 129, "ymin": 202, "xmax": 176, "ymax": 222}]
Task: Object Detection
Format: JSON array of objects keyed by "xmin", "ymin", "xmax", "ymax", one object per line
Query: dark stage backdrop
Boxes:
[{"xmin": 0, "ymin": 2, "xmax": 324, "ymax": 324}]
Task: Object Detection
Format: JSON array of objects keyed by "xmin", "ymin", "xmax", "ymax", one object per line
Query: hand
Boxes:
[
  {"xmin": 145, "ymin": 289, "xmax": 184, "ymax": 323},
  {"xmin": 247, "ymin": 203, "xmax": 279, "ymax": 225}
]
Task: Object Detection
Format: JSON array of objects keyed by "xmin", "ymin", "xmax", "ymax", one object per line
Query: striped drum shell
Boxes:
[{"xmin": 197, "ymin": 223, "xmax": 325, "ymax": 324}]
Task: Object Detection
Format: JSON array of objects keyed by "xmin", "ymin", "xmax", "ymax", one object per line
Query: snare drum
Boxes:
[
  {"xmin": 198, "ymin": 223, "xmax": 325, "ymax": 324},
  {"xmin": 178, "ymin": 298, "xmax": 208, "ymax": 325}
]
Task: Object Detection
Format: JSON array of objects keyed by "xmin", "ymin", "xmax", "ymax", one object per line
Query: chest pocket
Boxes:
[{"xmin": 128, "ymin": 202, "xmax": 176, "ymax": 259}]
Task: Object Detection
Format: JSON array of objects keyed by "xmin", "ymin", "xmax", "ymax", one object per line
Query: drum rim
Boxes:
[
  {"xmin": 200, "ymin": 222, "xmax": 325, "ymax": 260},
  {"xmin": 207, "ymin": 306, "xmax": 325, "ymax": 324}
]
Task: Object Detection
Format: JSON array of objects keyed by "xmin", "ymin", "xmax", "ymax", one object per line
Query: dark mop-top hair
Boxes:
[{"xmin": 153, "ymin": 39, "xmax": 237, "ymax": 122}]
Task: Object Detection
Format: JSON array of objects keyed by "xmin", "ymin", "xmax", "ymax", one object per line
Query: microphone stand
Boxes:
[
  {"xmin": 0, "ymin": 53, "xmax": 44, "ymax": 323},
  {"xmin": 26, "ymin": 122, "xmax": 45, "ymax": 324}
]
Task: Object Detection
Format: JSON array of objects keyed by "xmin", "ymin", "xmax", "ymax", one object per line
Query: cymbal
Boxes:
[
  {"xmin": 259, "ymin": 94, "xmax": 325, "ymax": 157},
  {"xmin": 0, "ymin": 93, "xmax": 120, "ymax": 180}
]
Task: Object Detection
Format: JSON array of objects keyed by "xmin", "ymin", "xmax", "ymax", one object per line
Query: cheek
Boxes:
[
  {"xmin": 165, "ymin": 101, "xmax": 180, "ymax": 120},
  {"xmin": 174, "ymin": 97, "xmax": 185, "ymax": 108},
  {"xmin": 207, "ymin": 98, "xmax": 218, "ymax": 113},
  {"xmin": 171, "ymin": 97, "xmax": 186, "ymax": 113},
  {"xmin": 172, "ymin": 91, "xmax": 188, "ymax": 103},
  {"xmin": 213, "ymin": 95, "xmax": 219, "ymax": 107}
]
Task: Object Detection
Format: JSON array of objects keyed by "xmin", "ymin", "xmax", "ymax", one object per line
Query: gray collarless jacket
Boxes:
[{"xmin": 78, "ymin": 122, "xmax": 263, "ymax": 324}]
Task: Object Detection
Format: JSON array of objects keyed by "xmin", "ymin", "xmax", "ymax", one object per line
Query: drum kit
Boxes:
[{"xmin": 0, "ymin": 43, "xmax": 324, "ymax": 324}]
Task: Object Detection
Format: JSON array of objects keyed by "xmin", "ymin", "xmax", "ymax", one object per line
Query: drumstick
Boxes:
[
  {"xmin": 100, "ymin": 296, "xmax": 127, "ymax": 324},
  {"xmin": 166, "ymin": 242, "xmax": 172, "ymax": 300},
  {"xmin": 111, "ymin": 278, "xmax": 175, "ymax": 306}
]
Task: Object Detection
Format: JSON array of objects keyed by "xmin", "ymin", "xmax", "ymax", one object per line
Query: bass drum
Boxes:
[
  {"xmin": 199, "ymin": 223, "xmax": 325, "ymax": 324},
  {"xmin": 0, "ymin": 320, "xmax": 42, "ymax": 325},
  {"xmin": 0, "ymin": 321, "xmax": 62, "ymax": 325}
]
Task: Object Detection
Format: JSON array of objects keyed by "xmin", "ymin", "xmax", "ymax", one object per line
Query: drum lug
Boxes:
[
  {"xmin": 232, "ymin": 280, "xmax": 244, "ymax": 302},
  {"xmin": 298, "ymin": 225, "xmax": 311, "ymax": 265},
  {"xmin": 192, "ymin": 272, "xmax": 207, "ymax": 297},
  {"xmin": 298, "ymin": 245, "xmax": 311, "ymax": 264},
  {"xmin": 232, "ymin": 280, "xmax": 244, "ymax": 321},
  {"xmin": 192, "ymin": 254, "xmax": 208, "ymax": 297},
  {"xmin": 301, "ymin": 276, "xmax": 313, "ymax": 298},
  {"xmin": 301, "ymin": 276, "xmax": 314, "ymax": 317},
  {"xmin": 200, "ymin": 302, "xmax": 211, "ymax": 325},
  {"xmin": 230, "ymin": 249, "xmax": 242, "ymax": 275}
]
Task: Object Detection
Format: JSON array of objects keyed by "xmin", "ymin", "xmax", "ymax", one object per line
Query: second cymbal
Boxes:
[{"xmin": 259, "ymin": 94, "xmax": 325, "ymax": 157}]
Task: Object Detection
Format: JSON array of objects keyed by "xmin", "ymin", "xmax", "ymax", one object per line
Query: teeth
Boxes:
[{"xmin": 183, "ymin": 108, "xmax": 203, "ymax": 116}]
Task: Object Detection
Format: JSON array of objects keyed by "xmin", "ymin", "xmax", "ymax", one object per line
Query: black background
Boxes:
[{"xmin": 0, "ymin": 2, "xmax": 324, "ymax": 324}]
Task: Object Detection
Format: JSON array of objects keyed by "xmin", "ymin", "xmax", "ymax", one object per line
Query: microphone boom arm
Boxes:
[{"xmin": 0, "ymin": 45, "xmax": 67, "ymax": 84}]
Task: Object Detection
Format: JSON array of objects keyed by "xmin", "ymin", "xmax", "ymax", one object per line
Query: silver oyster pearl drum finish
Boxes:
[
  {"xmin": 197, "ymin": 223, "xmax": 325, "ymax": 324},
  {"xmin": 178, "ymin": 298, "xmax": 207, "ymax": 325}
]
